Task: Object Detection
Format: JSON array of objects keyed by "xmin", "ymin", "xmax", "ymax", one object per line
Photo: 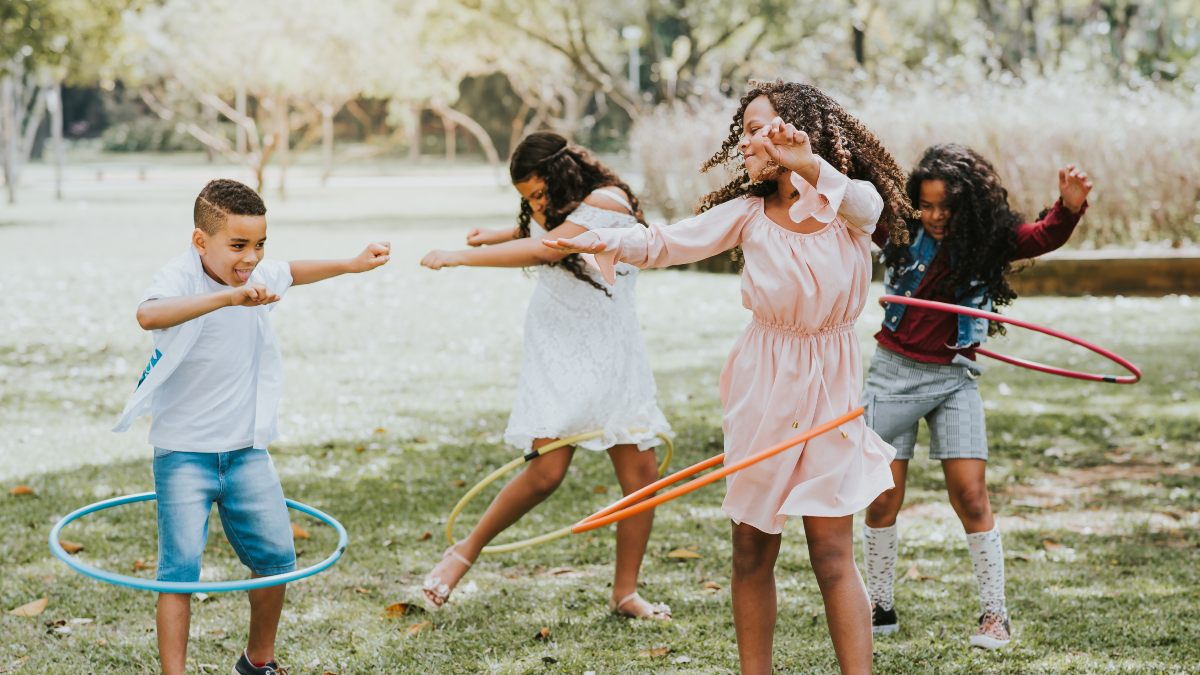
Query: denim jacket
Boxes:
[{"xmin": 881, "ymin": 228, "xmax": 991, "ymax": 349}]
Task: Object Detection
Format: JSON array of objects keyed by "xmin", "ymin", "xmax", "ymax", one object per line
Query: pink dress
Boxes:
[{"xmin": 591, "ymin": 157, "xmax": 896, "ymax": 533}]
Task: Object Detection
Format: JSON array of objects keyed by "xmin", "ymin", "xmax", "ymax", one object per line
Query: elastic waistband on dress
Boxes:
[{"xmin": 751, "ymin": 317, "xmax": 855, "ymax": 337}]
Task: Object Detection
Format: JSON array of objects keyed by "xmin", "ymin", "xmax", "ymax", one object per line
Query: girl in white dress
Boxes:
[{"xmin": 418, "ymin": 132, "xmax": 673, "ymax": 619}]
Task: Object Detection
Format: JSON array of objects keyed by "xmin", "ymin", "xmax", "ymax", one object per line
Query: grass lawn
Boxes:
[{"xmin": 1, "ymin": 158, "xmax": 1198, "ymax": 673}]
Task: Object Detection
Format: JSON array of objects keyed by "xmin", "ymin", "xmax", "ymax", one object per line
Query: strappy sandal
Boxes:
[
  {"xmin": 422, "ymin": 545, "xmax": 472, "ymax": 611},
  {"xmin": 609, "ymin": 591, "xmax": 672, "ymax": 621}
]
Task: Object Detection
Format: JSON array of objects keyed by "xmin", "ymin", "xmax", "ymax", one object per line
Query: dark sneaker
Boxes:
[
  {"xmin": 233, "ymin": 650, "xmax": 288, "ymax": 675},
  {"xmin": 871, "ymin": 603, "xmax": 898, "ymax": 635},
  {"xmin": 969, "ymin": 611, "xmax": 1012, "ymax": 649}
]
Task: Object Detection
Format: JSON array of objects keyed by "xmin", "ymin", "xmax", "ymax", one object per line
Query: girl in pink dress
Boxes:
[{"xmin": 547, "ymin": 81, "xmax": 913, "ymax": 674}]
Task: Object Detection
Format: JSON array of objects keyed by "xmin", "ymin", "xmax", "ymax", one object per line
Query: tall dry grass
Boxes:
[{"xmin": 632, "ymin": 76, "xmax": 1200, "ymax": 250}]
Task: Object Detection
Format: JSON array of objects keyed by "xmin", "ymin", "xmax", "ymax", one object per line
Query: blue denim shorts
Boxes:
[
  {"xmin": 861, "ymin": 348, "xmax": 989, "ymax": 461},
  {"xmin": 152, "ymin": 447, "xmax": 296, "ymax": 583}
]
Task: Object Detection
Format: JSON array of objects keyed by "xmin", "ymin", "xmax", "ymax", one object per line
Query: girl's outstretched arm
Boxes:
[
  {"xmin": 544, "ymin": 198, "xmax": 754, "ymax": 284},
  {"xmin": 421, "ymin": 222, "xmax": 587, "ymax": 270}
]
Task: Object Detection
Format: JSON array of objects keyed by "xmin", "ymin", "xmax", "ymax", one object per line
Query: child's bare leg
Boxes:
[
  {"xmin": 731, "ymin": 522, "xmax": 782, "ymax": 675},
  {"xmin": 606, "ymin": 444, "xmax": 661, "ymax": 614},
  {"xmin": 803, "ymin": 515, "xmax": 872, "ymax": 675},
  {"xmin": 156, "ymin": 593, "xmax": 190, "ymax": 675},
  {"xmin": 864, "ymin": 460, "xmax": 909, "ymax": 528},
  {"xmin": 246, "ymin": 580, "xmax": 286, "ymax": 665},
  {"xmin": 423, "ymin": 439, "xmax": 574, "ymax": 604},
  {"xmin": 942, "ymin": 459, "xmax": 993, "ymax": 533}
]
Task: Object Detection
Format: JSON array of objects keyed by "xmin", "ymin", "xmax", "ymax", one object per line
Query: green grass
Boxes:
[
  {"xmin": 2, "ymin": 160, "xmax": 1198, "ymax": 673},
  {"xmin": 4, "ymin": 299, "xmax": 1200, "ymax": 673}
]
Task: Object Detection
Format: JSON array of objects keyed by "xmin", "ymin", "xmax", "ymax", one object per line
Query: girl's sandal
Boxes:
[
  {"xmin": 609, "ymin": 592, "xmax": 672, "ymax": 621},
  {"xmin": 422, "ymin": 546, "xmax": 472, "ymax": 611}
]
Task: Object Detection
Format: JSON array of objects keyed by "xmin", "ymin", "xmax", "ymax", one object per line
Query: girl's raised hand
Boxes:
[
  {"xmin": 1059, "ymin": 164, "xmax": 1093, "ymax": 214},
  {"xmin": 759, "ymin": 116, "xmax": 817, "ymax": 174},
  {"xmin": 420, "ymin": 249, "xmax": 463, "ymax": 270},
  {"xmin": 542, "ymin": 231, "xmax": 607, "ymax": 255}
]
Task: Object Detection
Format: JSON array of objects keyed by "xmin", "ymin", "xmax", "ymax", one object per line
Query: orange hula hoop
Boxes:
[{"xmin": 571, "ymin": 407, "xmax": 865, "ymax": 534}]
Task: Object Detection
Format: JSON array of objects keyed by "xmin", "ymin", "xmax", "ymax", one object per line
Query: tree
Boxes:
[{"xmin": 117, "ymin": 0, "xmax": 395, "ymax": 193}]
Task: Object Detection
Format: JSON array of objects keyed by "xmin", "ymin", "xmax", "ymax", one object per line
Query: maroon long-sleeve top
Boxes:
[{"xmin": 871, "ymin": 199, "xmax": 1087, "ymax": 364}]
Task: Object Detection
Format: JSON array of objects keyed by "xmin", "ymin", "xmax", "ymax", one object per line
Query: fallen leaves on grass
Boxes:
[
  {"xmin": 0, "ymin": 656, "xmax": 29, "ymax": 672},
  {"xmin": 417, "ymin": 531, "xmax": 432, "ymax": 541},
  {"xmin": 9, "ymin": 598, "xmax": 48, "ymax": 617},
  {"xmin": 354, "ymin": 587, "xmax": 372, "ymax": 595},
  {"xmin": 132, "ymin": 559, "xmax": 151, "ymax": 572},
  {"xmin": 701, "ymin": 581, "xmax": 723, "ymax": 592},
  {"xmin": 1043, "ymin": 538, "xmax": 1063, "ymax": 551},
  {"xmin": 639, "ymin": 646, "xmax": 671, "ymax": 658},
  {"xmin": 667, "ymin": 548, "xmax": 701, "ymax": 559},
  {"xmin": 292, "ymin": 523, "xmax": 310, "ymax": 540},
  {"xmin": 450, "ymin": 479, "xmax": 466, "ymax": 488},
  {"xmin": 58, "ymin": 540, "xmax": 84, "ymax": 554},
  {"xmin": 383, "ymin": 602, "xmax": 422, "ymax": 617},
  {"xmin": 904, "ymin": 562, "xmax": 934, "ymax": 582},
  {"xmin": 406, "ymin": 620, "xmax": 431, "ymax": 636},
  {"xmin": 8, "ymin": 485, "xmax": 35, "ymax": 496},
  {"xmin": 534, "ymin": 626, "xmax": 551, "ymax": 641},
  {"xmin": 592, "ymin": 485, "xmax": 608, "ymax": 494},
  {"xmin": 374, "ymin": 427, "xmax": 387, "ymax": 434}
]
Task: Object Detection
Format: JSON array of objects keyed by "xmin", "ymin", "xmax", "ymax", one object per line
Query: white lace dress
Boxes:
[{"xmin": 503, "ymin": 188, "xmax": 673, "ymax": 453}]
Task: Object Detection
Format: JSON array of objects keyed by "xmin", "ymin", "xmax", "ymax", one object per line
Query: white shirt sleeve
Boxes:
[
  {"xmin": 139, "ymin": 261, "xmax": 192, "ymax": 304},
  {"xmin": 252, "ymin": 259, "xmax": 294, "ymax": 308}
]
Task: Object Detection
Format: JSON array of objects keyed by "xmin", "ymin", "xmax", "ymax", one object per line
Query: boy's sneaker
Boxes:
[
  {"xmin": 871, "ymin": 603, "xmax": 899, "ymax": 635},
  {"xmin": 233, "ymin": 650, "xmax": 288, "ymax": 675},
  {"xmin": 969, "ymin": 611, "xmax": 1012, "ymax": 649}
]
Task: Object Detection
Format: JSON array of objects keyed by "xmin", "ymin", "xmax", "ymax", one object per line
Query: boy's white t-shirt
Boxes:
[{"xmin": 140, "ymin": 259, "xmax": 292, "ymax": 453}]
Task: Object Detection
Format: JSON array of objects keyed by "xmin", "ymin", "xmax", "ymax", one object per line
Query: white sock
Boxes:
[
  {"xmin": 965, "ymin": 526, "xmax": 1007, "ymax": 617},
  {"xmin": 863, "ymin": 523, "xmax": 899, "ymax": 610}
]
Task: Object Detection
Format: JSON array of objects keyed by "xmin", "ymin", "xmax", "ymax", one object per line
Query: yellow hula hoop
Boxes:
[{"xmin": 445, "ymin": 430, "xmax": 674, "ymax": 554}]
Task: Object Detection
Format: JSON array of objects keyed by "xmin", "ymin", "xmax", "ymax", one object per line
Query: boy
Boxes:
[{"xmin": 113, "ymin": 178, "xmax": 389, "ymax": 675}]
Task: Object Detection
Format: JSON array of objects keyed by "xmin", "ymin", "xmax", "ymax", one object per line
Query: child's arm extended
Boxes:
[
  {"xmin": 1013, "ymin": 165, "xmax": 1093, "ymax": 259},
  {"xmin": 466, "ymin": 226, "xmax": 520, "ymax": 247},
  {"xmin": 421, "ymin": 221, "xmax": 586, "ymax": 270},
  {"xmin": 290, "ymin": 242, "xmax": 391, "ymax": 286},
  {"xmin": 136, "ymin": 285, "xmax": 279, "ymax": 331},
  {"xmin": 543, "ymin": 199, "xmax": 753, "ymax": 284}
]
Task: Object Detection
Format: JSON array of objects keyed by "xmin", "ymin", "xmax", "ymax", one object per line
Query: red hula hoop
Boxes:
[{"xmin": 879, "ymin": 295, "xmax": 1141, "ymax": 384}]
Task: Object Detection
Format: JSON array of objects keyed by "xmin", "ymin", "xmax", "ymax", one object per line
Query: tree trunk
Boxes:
[
  {"xmin": 2, "ymin": 74, "xmax": 16, "ymax": 204},
  {"xmin": 235, "ymin": 85, "xmax": 248, "ymax": 156},
  {"xmin": 432, "ymin": 104, "xmax": 501, "ymax": 166},
  {"xmin": 509, "ymin": 101, "xmax": 530, "ymax": 156},
  {"xmin": 203, "ymin": 100, "xmax": 216, "ymax": 163},
  {"xmin": 442, "ymin": 112, "xmax": 456, "ymax": 163},
  {"xmin": 407, "ymin": 104, "xmax": 420, "ymax": 162},
  {"xmin": 274, "ymin": 96, "xmax": 289, "ymax": 197},
  {"xmin": 47, "ymin": 80, "xmax": 64, "ymax": 201},
  {"xmin": 320, "ymin": 101, "xmax": 334, "ymax": 185}
]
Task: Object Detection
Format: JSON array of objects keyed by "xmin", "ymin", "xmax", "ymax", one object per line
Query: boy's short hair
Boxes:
[{"xmin": 194, "ymin": 179, "xmax": 267, "ymax": 234}]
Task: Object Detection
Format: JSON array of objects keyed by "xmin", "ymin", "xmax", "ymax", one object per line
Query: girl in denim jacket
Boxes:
[{"xmin": 860, "ymin": 143, "xmax": 1092, "ymax": 649}]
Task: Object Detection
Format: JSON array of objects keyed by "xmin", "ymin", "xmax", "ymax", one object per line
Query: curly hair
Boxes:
[
  {"xmin": 697, "ymin": 80, "xmax": 912, "ymax": 246},
  {"xmin": 509, "ymin": 131, "xmax": 647, "ymax": 295},
  {"xmin": 194, "ymin": 178, "xmax": 266, "ymax": 234},
  {"xmin": 882, "ymin": 143, "xmax": 1021, "ymax": 334}
]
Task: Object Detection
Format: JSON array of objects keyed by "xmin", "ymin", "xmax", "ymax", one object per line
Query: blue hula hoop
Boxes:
[{"xmin": 48, "ymin": 492, "xmax": 348, "ymax": 594}]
